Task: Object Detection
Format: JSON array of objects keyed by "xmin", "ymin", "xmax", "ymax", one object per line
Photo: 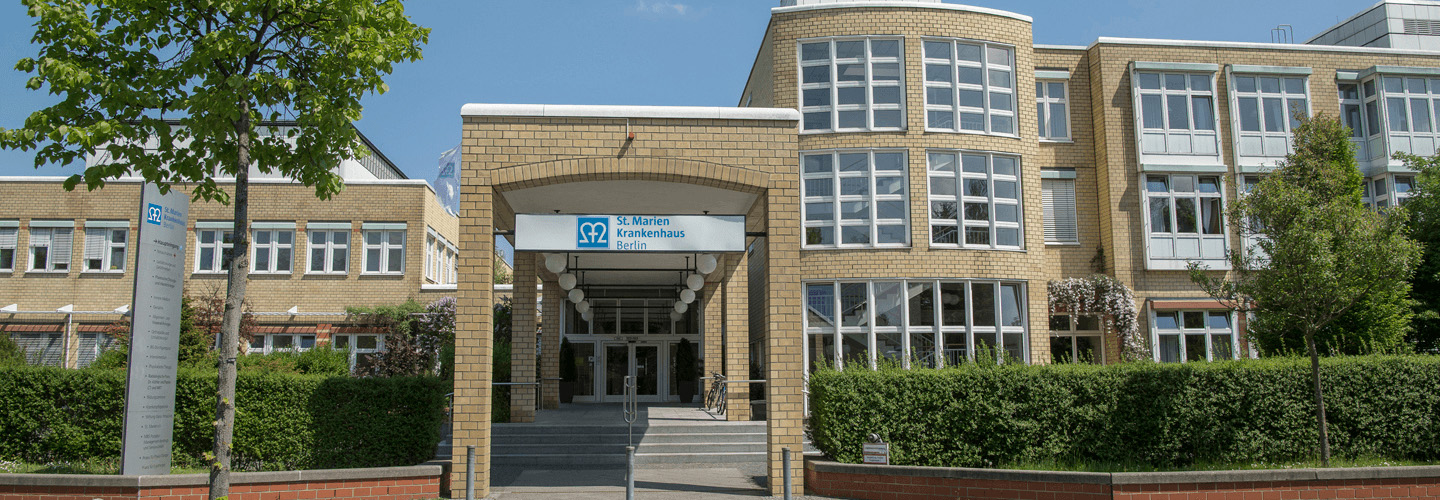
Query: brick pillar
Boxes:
[
  {"xmin": 700, "ymin": 280, "xmax": 723, "ymax": 404},
  {"xmin": 508, "ymin": 253, "xmax": 538, "ymax": 423},
  {"xmin": 540, "ymin": 279, "xmax": 561, "ymax": 409},
  {"xmin": 765, "ymin": 182, "xmax": 804, "ymax": 495},
  {"xmin": 723, "ymin": 252, "xmax": 751, "ymax": 421},
  {"xmin": 450, "ymin": 176, "xmax": 494, "ymax": 498}
]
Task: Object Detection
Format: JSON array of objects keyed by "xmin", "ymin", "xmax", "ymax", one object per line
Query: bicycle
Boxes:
[{"xmin": 705, "ymin": 372, "xmax": 728, "ymax": 415}]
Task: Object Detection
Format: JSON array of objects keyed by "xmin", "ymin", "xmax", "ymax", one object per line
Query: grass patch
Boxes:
[
  {"xmin": 995, "ymin": 456, "xmax": 1440, "ymax": 473},
  {"xmin": 0, "ymin": 457, "xmax": 205, "ymax": 475}
]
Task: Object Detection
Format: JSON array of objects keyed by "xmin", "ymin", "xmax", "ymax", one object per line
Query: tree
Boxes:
[
  {"xmin": 1188, "ymin": 114, "xmax": 1421, "ymax": 465},
  {"xmin": 1394, "ymin": 152, "xmax": 1440, "ymax": 353},
  {"xmin": 1, "ymin": 2, "xmax": 427, "ymax": 497}
]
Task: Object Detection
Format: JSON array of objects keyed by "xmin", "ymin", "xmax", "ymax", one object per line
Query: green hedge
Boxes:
[
  {"xmin": 808, "ymin": 356, "xmax": 1440, "ymax": 468},
  {"xmin": 0, "ymin": 365, "xmax": 447, "ymax": 471}
]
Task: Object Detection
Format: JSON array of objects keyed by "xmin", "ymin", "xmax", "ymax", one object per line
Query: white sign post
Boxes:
[
  {"xmin": 514, "ymin": 214, "xmax": 746, "ymax": 253},
  {"xmin": 119, "ymin": 183, "xmax": 190, "ymax": 475}
]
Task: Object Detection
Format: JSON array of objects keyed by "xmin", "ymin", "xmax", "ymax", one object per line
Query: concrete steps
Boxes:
[{"xmin": 490, "ymin": 422, "xmax": 769, "ymax": 467}]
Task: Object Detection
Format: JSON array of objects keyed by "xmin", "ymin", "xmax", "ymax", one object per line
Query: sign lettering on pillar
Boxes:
[{"xmin": 515, "ymin": 214, "xmax": 745, "ymax": 252}]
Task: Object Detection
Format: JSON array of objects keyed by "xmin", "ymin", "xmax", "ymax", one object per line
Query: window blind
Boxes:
[
  {"xmin": 1042, "ymin": 179, "xmax": 1078, "ymax": 243},
  {"xmin": 84, "ymin": 228, "xmax": 107, "ymax": 261}
]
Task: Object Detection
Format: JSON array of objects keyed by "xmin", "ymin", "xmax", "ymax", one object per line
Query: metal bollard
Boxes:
[
  {"xmin": 465, "ymin": 445, "xmax": 476, "ymax": 500},
  {"xmin": 626, "ymin": 445, "xmax": 636, "ymax": 500},
  {"xmin": 783, "ymin": 447, "xmax": 793, "ymax": 500}
]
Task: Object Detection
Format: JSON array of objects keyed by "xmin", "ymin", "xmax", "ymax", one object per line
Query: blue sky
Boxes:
[{"xmin": 0, "ymin": 0, "xmax": 1380, "ymax": 182}]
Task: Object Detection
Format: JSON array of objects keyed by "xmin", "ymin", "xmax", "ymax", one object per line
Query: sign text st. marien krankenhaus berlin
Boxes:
[{"xmin": 515, "ymin": 214, "xmax": 745, "ymax": 252}]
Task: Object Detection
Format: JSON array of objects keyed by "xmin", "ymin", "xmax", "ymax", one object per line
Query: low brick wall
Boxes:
[
  {"xmin": 0, "ymin": 463, "xmax": 442, "ymax": 500},
  {"xmin": 806, "ymin": 458, "xmax": 1440, "ymax": 500}
]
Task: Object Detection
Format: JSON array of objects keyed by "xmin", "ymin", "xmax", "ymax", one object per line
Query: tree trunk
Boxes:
[
  {"xmin": 1305, "ymin": 330, "xmax": 1331, "ymax": 467},
  {"xmin": 210, "ymin": 111, "xmax": 252, "ymax": 500}
]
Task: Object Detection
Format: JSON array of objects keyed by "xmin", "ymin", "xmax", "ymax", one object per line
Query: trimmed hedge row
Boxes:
[
  {"xmin": 808, "ymin": 356, "xmax": 1440, "ymax": 468},
  {"xmin": 0, "ymin": 366, "xmax": 447, "ymax": 471}
]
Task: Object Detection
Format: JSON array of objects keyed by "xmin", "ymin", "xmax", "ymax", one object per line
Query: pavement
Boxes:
[{"xmin": 488, "ymin": 463, "xmax": 845, "ymax": 499}]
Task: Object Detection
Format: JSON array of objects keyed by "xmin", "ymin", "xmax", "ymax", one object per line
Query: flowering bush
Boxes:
[{"xmin": 1048, "ymin": 275, "xmax": 1146, "ymax": 361}]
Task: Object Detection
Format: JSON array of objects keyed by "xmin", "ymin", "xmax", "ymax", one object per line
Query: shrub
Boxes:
[
  {"xmin": 808, "ymin": 356, "xmax": 1440, "ymax": 469},
  {"xmin": 0, "ymin": 365, "xmax": 446, "ymax": 471},
  {"xmin": 295, "ymin": 344, "xmax": 351, "ymax": 377},
  {"xmin": 0, "ymin": 333, "xmax": 28, "ymax": 367}
]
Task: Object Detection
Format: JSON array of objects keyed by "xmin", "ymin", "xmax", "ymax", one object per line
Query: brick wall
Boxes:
[{"xmin": 0, "ymin": 465, "xmax": 442, "ymax": 500}]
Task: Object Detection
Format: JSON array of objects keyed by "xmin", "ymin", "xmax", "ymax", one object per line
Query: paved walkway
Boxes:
[{"xmin": 489, "ymin": 465, "xmax": 842, "ymax": 499}]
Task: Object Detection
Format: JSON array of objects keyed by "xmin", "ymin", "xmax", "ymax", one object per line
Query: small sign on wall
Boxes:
[{"xmin": 862, "ymin": 443, "xmax": 890, "ymax": 465}]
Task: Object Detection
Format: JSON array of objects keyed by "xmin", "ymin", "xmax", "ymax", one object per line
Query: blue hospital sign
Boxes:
[
  {"xmin": 576, "ymin": 217, "xmax": 609, "ymax": 249},
  {"xmin": 515, "ymin": 214, "xmax": 745, "ymax": 252},
  {"xmin": 146, "ymin": 204, "xmax": 163, "ymax": 225}
]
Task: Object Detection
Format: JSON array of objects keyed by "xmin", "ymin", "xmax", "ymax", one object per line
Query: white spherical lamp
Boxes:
[
  {"xmin": 679, "ymin": 288, "xmax": 696, "ymax": 304},
  {"xmin": 696, "ymin": 254, "xmax": 718, "ymax": 275},
  {"xmin": 673, "ymin": 301, "xmax": 689, "ymax": 314},
  {"xmin": 558, "ymin": 273, "xmax": 577, "ymax": 290},
  {"xmin": 686, "ymin": 273, "xmax": 705, "ymax": 291},
  {"xmin": 575, "ymin": 301, "xmax": 590, "ymax": 314},
  {"xmin": 670, "ymin": 311, "xmax": 682, "ymax": 321},
  {"xmin": 581, "ymin": 310, "xmax": 593, "ymax": 322},
  {"xmin": 545, "ymin": 254, "xmax": 567, "ymax": 274},
  {"xmin": 568, "ymin": 288, "xmax": 585, "ymax": 304}
]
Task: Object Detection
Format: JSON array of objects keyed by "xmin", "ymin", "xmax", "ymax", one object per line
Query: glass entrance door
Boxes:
[{"xmin": 602, "ymin": 343, "xmax": 662, "ymax": 402}]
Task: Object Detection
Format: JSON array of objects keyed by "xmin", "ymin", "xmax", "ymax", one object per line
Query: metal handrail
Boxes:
[
  {"xmin": 721, "ymin": 379, "xmax": 767, "ymax": 384},
  {"xmin": 622, "ymin": 375, "xmax": 638, "ymax": 446},
  {"xmin": 492, "ymin": 381, "xmax": 541, "ymax": 386}
]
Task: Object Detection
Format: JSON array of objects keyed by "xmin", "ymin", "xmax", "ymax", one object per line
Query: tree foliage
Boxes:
[{"xmin": 1394, "ymin": 152, "xmax": 1440, "ymax": 353}]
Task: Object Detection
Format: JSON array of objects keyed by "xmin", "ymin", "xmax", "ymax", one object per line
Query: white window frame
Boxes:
[
  {"xmin": 332, "ymin": 333, "xmax": 386, "ymax": 372},
  {"xmin": 1339, "ymin": 82, "xmax": 1372, "ymax": 162},
  {"xmin": 262, "ymin": 333, "xmax": 316, "ymax": 353},
  {"xmin": 1367, "ymin": 173, "xmax": 1416, "ymax": 209},
  {"xmin": 306, "ymin": 225, "xmax": 350, "ymax": 275},
  {"xmin": 797, "ymin": 36, "xmax": 906, "ymax": 133},
  {"xmin": 424, "ymin": 229, "xmax": 459, "ymax": 286},
  {"xmin": 83, "ymin": 222, "xmax": 128, "ymax": 273},
  {"xmin": 922, "ymin": 38, "xmax": 1016, "ymax": 136},
  {"xmin": 1, "ymin": 221, "xmax": 20, "ymax": 272},
  {"xmin": 1237, "ymin": 174, "xmax": 1269, "ymax": 263},
  {"xmin": 362, "ymin": 224, "xmax": 406, "ymax": 275},
  {"xmin": 1151, "ymin": 309, "xmax": 1238, "ymax": 363},
  {"xmin": 803, "ymin": 279, "xmax": 1028, "ymax": 374},
  {"xmin": 194, "ymin": 223, "xmax": 234, "ymax": 274},
  {"xmin": 1041, "ymin": 174, "xmax": 1078, "ymax": 245},
  {"xmin": 27, "ymin": 222, "xmax": 74, "ymax": 273},
  {"xmin": 1141, "ymin": 173, "xmax": 1229, "ymax": 270},
  {"xmin": 1132, "ymin": 69, "xmax": 1220, "ymax": 159},
  {"xmin": 926, "ymin": 150, "xmax": 1023, "ymax": 250},
  {"xmin": 1378, "ymin": 75, "xmax": 1440, "ymax": 158},
  {"xmin": 801, "ymin": 150, "xmax": 910, "ymax": 248},
  {"xmin": 1229, "ymin": 72, "xmax": 1309, "ymax": 164},
  {"xmin": 250, "ymin": 224, "xmax": 295, "ymax": 274},
  {"xmin": 1361, "ymin": 78, "xmax": 1388, "ymax": 162},
  {"xmin": 1036, "ymin": 79, "xmax": 1071, "ymax": 141},
  {"xmin": 1048, "ymin": 314, "xmax": 1104, "ymax": 364}
]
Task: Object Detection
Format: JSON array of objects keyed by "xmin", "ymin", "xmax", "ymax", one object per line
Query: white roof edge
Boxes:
[
  {"xmin": 461, "ymin": 103, "xmax": 800, "ymax": 121},
  {"xmin": 1303, "ymin": 0, "xmax": 1392, "ymax": 44},
  {"xmin": 770, "ymin": 1, "xmax": 1031, "ymax": 23},
  {"xmin": 1090, "ymin": 36, "xmax": 1440, "ymax": 56},
  {"xmin": 1034, "ymin": 44, "xmax": 1088, "ymax": 51}
]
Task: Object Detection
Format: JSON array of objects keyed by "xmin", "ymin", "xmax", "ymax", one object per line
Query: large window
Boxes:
[
  {"xmin": 799, "ymin": 37, "xmax": 904, "ymax": 132},
  {"xmin": 1143, "ymin": 174, "xmax": 1227, "ymax": 269},
  {"xmin": 362, "ymin": 225, "xmax": 405, "ymax": 274},
  {"xmin": 1153, "ymin": 310, "xmax": 1236, "ymax": 363},
  {"xmin": 28, "ymin": 222, "xmax": 73, "ymax": 273},
  {"xmin": 425, "ymin": 230, "xmax": 458, "ymax": 285},
  {"xmin": 251, "ymin": 224, "xmax": 294, "ymax": 274},
  {"xmin": 1339, "ymin": 83, "xmax": 1371, "ymax": 161},
  {"xmin": 1380, "ymin": 76, "xmax": 1440, "ymax": 157},
  {"xmin": 1366, "ymin": 174, "xmax": 1416, "ymax": 209},
  {"xmin": 1231, "ymin": 73, "xmax": 1308, "ymax": 162},
  {"xmin": 1036, "ymin": 80, "xmax": 1070, "ymax": 141},
  {"xmin": 927, "ymin": 151, "xmax": 1022, "ymax": 249},
  {"xmin": 194, "ymin": 225, "xmax": 234, "ymax": 273},
  {"xmin": 332, "ymin": 333, "xmax": 385, "ymax": 372},
  {"xmin": 1049, "ymin": 315, "xmax": 1102, "ymax": 364},
  {"xmin": 1041, "ymin": 175, "xmax": 1077, "ymax": 244},
  {"xmin": 801, "ymin": 150, "xmax": 908, "ymax": 248},
  {"xmin": 1134, "ymin": 71, "xmax": 1218, "ymax": 156},
  {"xmin": 805, "ymin": 279, "xmax": 1027, "ymax": 372},
  {"xmin": 307, "ymin": 225, "xmax": 349, "ymax": 274},
  {"xmin": 83, "ymin": 222, "xmax": 127, "ymax": 272},
  {"xmin": 923, "ymin": 39, "xmax": 1015, "ymax": 135},
  {"xmin": 1, "ymin": 222, "xmax": 18, "ymax": 272}
]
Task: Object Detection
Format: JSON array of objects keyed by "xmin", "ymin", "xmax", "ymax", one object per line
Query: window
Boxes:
[
  {"xmin": 425, "ymin": 230, "xmax": 459, "ymax": 285},
  {"xmin": 801, "ymin": 150, "xmax": 909, "ymax": 247},
  {"xmin": 194, "ymin": 225, "xmax": 234, "ymax": 273},
  {"xmin": 798, "ymin": 37, "xmax": 904, "ymax": 132},
  {"xmin": 1231, "ymin": 74, "xmax": 1308, "ymax": 161},
  {"xmin": 0, "ymin": 222, "xmax": 17, "ymax": 272},
  {"xmin": 1041, "ymin": 176, "xmax": 1078, "ymax": 244},
  {"xmin": 83, "ymin": 223, "xmax": 128, "ymax": 272},
  {"xmin": 1380, "ymin": 76, "xmax": 1440, "ymax": 157},
  {"xmin": 1143, "ymin": 174, "xmax": 1228, "ymax": 269},
  {"xmin": 307, "ymin": 226, "xmax": 349, "ymax": 274},
  {"xmin": 1153, "ymin": 310, "xmax": 1236, "ymax": 363},
  {"xmin": 333, "ymin": 333, "xmax": 385, "ymax": 373},
  {"xmin": 251, "ymin": 225, "xmax": 294, "ymax": 274},
  {"xmin": 1338, "ymin": 83, "xmax": 1371, "ymax": 161},
  {"xmin": 1134, "ymin": 71, "xmax": 1218, "ymax": 156},
  {"xmin": 1036, "ymin": 80, "xmax": 1070, "ymax": 141},
  {"xmin": 927, "ymin": 151, "xmax": 1022, "ymax": 249},
  {"xmin": 1238, "ymin": 174, "xmax": 1268, "ymax": 261},
  {"xmin": 1049, "ymin": 315, "xmax": 1102, "ymax": 364},
  {"xmin": 1368, "ymin": 174, "xmax": 1416, "ymax": 208},
  {"xmin": 563, "ymin": 297, "xmax": 699, "ymax": 336},
  {"xmin": 362, "ymin": 226, "xmax": 405, "ymax": 274},
  {"xmin": 923, "ymin": 39, "xmax": 1015, "ymax": 135},
  {"xmin": 805, "ymin": 279, "xmax": 1027, "ymax": 371},
  {"xmin": 28, "ymin": 223, "xmax": 73, "ymax": 272}
]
